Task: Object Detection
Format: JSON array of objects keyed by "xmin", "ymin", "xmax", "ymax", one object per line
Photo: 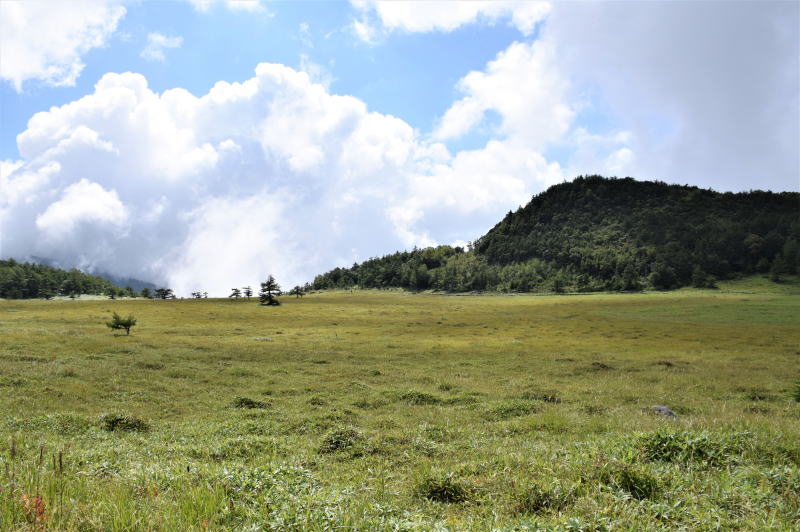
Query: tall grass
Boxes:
[{"xmin": 0, "ymin": 286, "xmax": 798, "ymax": 529}]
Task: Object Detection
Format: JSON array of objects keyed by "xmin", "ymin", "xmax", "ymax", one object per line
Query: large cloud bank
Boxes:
[{"xmin": 1, "ymin": 64, "xmax": 562, "ymax": 294}]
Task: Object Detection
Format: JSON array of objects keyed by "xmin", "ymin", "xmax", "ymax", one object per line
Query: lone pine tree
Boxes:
[{"xmin": 259, "ymin": 275, "xmax": 281, "ymax": 306}]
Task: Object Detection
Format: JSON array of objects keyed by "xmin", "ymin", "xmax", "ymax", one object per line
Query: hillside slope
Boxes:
[{"xmin": 313, "ymin": 176, "xmax": 800, "ymax": 292}]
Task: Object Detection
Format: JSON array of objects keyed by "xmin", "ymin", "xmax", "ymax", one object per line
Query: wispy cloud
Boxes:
[{"xmin": 140, "ymin": 32, "xmax": 183, "ymax": 62}]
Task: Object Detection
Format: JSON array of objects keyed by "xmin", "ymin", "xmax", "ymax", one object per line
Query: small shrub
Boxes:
[
  {"xmin": 793, "ymin": 382, "xmax": 800, "ymax": 402},
  {"xmin": 106, "ymin": 312, "xmax": 137, "ymax": 335},
  {"xmin": 100, "ymin": 413, "xmax": 149, "ymax": 432},
  {"xmin": 413, "ymin": 471, "xmax": 473, "ymax": 503},
  {"xmin": 232, "ymin": 396, "xmax": 269, "ymax": 409},
  {"xmin": 601, "ymin": 464, "xmax": 660, "ymax": 499},
  {"xmin": 319, "ymin": 426, "xmax": 364, "ymax": 454}
]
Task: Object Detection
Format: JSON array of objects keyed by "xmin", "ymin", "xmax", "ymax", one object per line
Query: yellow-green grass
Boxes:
[{"xmin": 1, "ymin": 287, "xmax": 799, "ymax": 530}]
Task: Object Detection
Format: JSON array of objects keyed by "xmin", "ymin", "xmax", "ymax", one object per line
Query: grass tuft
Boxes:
[
  {"xmin": 232, "ymin": 396, "xmax": 269, "ymax": 409},
  {"xmin": 509, "ymin": 482, "xmax": 575, "ymax": 515},
  {"xmin": 638, "ymin": 430, "xmax": 747, "ymax": 466},
  {"xmin": 600, "ymin": 464, "xmax": 660, "ymax": 499},
  {"xmin": 319, "ymin": 426, "xmax": 364, "ymax": 454},
  {"xmin": 413, "ymin": 471, "xmax": 473, "ymax": 503},
  {"xmin": 392, "ymin": 390, "xmax": 442, "ymax": 405},
  {"xmin": 482, "ymin": 399, "xmax": 540, "ymax": 421},
  {"xmin": 100, "ymin": 413, "xmax": 149, "ymax": 432}
]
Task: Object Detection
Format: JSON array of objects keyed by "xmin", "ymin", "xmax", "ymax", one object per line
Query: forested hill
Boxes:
[
  {"xmin": 0, "ymin": 259, "xmax": 129, "ymax": 299},
  {"xmin": 313, "ymin": 176, "xmax": 800, "ymax": 292}
]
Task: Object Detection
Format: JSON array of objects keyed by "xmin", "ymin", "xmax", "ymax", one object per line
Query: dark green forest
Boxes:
[
  {"xmin": 313, "ymin": 176, "xmax": 800, "ymax": 293},
  {"xmin": 0, "ymin": 259, "xmax": 128, "ymax": 299}
]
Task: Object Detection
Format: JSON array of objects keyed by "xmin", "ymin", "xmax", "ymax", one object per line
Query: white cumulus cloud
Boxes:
[
  {"xmin": 434, "ymin": 39, "xmax": 574, "ymax": 149},
  {"xmin": 36, "ymin": 179, "xmax": 128, "ymax": 238},
  {"xmin": 2, "ymin": 64, "xmax": 557, "ymax": 294},
  {"xmin": 0, "ymin": 0, "xmax": 126, "ymax": 91}
]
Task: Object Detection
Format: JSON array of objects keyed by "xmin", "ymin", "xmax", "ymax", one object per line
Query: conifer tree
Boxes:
[
  {"xmin": 106, "ymin": 312, "xmax": 137, "ymax": 335},
  {"xmin": 259, "ymin": 275, "xmax": 281, "ymax": 306}
]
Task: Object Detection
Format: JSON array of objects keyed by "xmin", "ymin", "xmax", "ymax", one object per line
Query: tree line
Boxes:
[
  {"xmin": 312, "ymin": 176, "xmax": 800, "ymax": 293},
  {"xmin": 0, "ymin": 260, "xmax": 307, "ymax": 304},
  {"xmin": 0, "ymin": 259, "xmax": 126, "ymax": 299}
]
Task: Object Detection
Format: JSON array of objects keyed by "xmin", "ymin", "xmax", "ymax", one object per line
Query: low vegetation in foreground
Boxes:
[{"xmin": 1, "ymin": 281, "xmax": 799, "ymax": 530}]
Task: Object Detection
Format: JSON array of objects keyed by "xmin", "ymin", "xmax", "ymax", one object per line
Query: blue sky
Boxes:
[
  {"xmin": 1, "ymin": 1, "xmax": 527, "ymax": 158},
  {"xmin": 1, "ymin": 0, "xmax": 797, "ymax": 294}
]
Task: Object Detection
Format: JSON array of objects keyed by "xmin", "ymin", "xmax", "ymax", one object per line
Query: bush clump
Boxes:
[
  {"xmin": 413, "ymin": 471, "xmax": 473, "ymax": 503},
  {"xmin": 232, "ymin": 396, "xmax": 269, "ymax": 409},
  {"xmin": 394, "ymin": 390, "xmax": 442, "ymax": 405},
  {"xmin": 100, "ymin": 413, "xmax": 149, "ymax": 432},
  {"xmin": 793, "ymin": 382, "xmax": 800, "ymax": 402},
  {"xmin": 319, "ymin": 426, "xmax": 364, "ymax": 454}
]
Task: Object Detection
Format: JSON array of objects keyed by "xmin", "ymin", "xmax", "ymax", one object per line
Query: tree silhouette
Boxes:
[
  {"xmin": 289, "ymin": 285, "xmax": 304, "ymax": 298},
  {"xmin": 259, "ymin": 275, "xmax": 281, "ymax": 306},
  {"xmin": 155, "ymin": 288, "xmax": 174, "ymax": 299},
  {"xmin": 230, "ymin": 288, "xmax": 242, "ymax": 299},
  {"xmin": 243, "ymin": 286, "xmax": 253, "ymax": 299}
]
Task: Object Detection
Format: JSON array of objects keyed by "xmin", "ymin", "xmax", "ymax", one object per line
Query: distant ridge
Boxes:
[
  {"xmin": 312, "ymin": 176, "xmax": 800, "ymax": 292},
  {"xmin": 27, "ymin": 256, "xmax": 156, "ymax": 292}
]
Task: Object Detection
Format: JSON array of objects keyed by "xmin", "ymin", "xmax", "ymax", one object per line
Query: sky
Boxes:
[{"xmin": 1, "ymin": 0, "xmax": 798, "ymax": 295}]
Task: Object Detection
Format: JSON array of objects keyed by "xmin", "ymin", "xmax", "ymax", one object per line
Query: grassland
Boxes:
[{"xmin": 1, "ymin": 281, "xmax": 799, "ymax": 530}]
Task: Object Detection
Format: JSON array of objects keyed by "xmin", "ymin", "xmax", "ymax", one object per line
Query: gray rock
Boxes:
[{"xmin": 651, "ymin": 405, "xmax": 678, "ymax": 418}]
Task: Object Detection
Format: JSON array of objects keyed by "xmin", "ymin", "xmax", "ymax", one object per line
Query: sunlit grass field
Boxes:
[{"xmin": 1, "ymin": 281, "xmax": 799, "ymax": 530}]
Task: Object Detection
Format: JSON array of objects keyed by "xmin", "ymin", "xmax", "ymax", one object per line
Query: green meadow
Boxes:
[{"xmin": 1, "ymin": 280, "xmax": 799, "ymax": 530}]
